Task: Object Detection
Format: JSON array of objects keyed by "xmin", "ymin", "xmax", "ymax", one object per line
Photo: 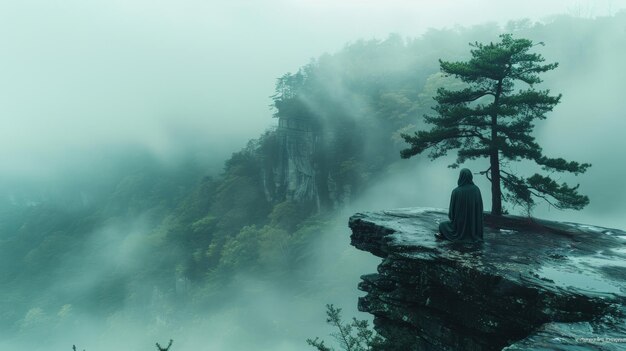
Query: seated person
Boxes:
[{"xmin": 437, "ymin": 168, "xmax": 484, "ymax": 242}]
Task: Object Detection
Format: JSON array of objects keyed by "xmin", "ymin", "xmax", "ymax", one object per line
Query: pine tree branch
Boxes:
[
  {"xmin": 536, "ymin": 156, "xmax": 591, "ymax": 174},
  {"xmin": 435, "ymin": 88, "xmax": 495, "ymax": 104},
  {"xmin": 307, "ymin": 338, "xmax": 334, "ymax": 351},
  {"xmin": 325, "ymin": 304, "xmax": 354, "ymax": 351},
  {"xmin": 479, "ymin": 167, "xmax": 492, "ymax": 181},
  {"xmin": 156, "ymin": 339, "xmax": 173, "ymax": 351}
]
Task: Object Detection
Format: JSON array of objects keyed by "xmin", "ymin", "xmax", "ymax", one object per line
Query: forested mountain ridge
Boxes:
[
  {"xmin": 0, "ymin": 13, "xmax": 624, "ymax": 346},
  {"xmin": 0, "ymin": 31, "xmax": 438, "ymax": 333}
]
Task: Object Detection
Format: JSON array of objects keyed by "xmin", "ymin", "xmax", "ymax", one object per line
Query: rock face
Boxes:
[
  {"xmin": 349, "ymin": 208, "xmax": 626, "ymax": 351},
  {"xmin": 272, "ymin": 117, "xmax": 319, "ymax": 205},
  {"xmin": 261, "ymin": 116, "xmax": 357, "ymax": 211}
]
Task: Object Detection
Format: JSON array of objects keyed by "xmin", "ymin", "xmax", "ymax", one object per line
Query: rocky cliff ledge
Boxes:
[{"xmin": 349, "ymin": 208, "xmax": 626, "ymax": 351}]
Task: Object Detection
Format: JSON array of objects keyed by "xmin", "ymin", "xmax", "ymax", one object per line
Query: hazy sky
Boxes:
[
  {"xmin": 1, "ymin": 0, "xmax": 625, "ymax": 176},
  {"xmin": 1, "ymin": 3, "xmax": 626, "ymax": 349}
]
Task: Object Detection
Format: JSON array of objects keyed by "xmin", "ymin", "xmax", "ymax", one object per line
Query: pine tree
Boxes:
[{"xmin": 400, "ymin": 34, "xmax": 590, "ymax": 216}]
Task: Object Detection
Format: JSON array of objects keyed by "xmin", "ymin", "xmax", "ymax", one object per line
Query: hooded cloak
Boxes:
[{"xmin": 438, "ymin": 168, "xmax": 484, "ymax": 242}]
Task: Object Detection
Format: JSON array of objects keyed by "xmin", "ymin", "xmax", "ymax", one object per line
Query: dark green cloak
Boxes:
[{"xmin": 439, "ymin": 168, "xmax": 484, "ymax": 242}]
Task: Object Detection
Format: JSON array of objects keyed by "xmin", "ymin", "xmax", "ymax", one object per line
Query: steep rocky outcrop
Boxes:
[
  {"xmin": 271, "ymin": 117, "xmax": 319, "ymax": 206},
  {"xmin": 349, "ymin": 208, "xmax": 626, "ymax": 350},
  {"xmin": 261, "ymin": 116, "xmax": 360, "ymax": 211}
]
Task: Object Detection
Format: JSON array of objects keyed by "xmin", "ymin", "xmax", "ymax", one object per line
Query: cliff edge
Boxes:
[{"xmin": 349, "ymin": 207, "xmax": 626, "ymax": 350}]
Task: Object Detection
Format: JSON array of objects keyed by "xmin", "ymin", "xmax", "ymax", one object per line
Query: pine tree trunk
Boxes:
[
  {"xmin": 490, "ymin": 80, "xmax": 503, "ymax": 216},
  {"xmin": 490, "ymin": 151, "xmax": 502, "ymax": 216}
]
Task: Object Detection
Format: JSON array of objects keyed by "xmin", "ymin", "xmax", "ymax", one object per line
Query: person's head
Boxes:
[{"xmin": 458, "ymin": 168, "xmax": 474, "ymax": 186}]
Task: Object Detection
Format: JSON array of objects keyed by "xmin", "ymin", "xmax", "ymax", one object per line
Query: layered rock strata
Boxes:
[{"xmin": 349, "ymin": 208, "xmax": 626, "ymax": 350}]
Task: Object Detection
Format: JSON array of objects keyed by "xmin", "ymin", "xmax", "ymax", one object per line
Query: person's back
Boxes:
[{"xmin": 438, "ymin": 168, "xmax": 484, "ymax": 242}]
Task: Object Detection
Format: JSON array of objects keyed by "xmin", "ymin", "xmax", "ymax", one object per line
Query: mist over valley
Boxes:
[{"xmin": 1, "ymin": 1, "xmax": 625, "ymax": 349}]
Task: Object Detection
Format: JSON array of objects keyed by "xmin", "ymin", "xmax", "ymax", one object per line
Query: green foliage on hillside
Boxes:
[
  {"xmin": 2, "ymin": 14, "xmax": 622, "ymax": 344},
  {"xmin": 1, "ymin": 30, "xmax": 450, "ymax": 332},
  {"xmin": 0, "ymin": 28, "xmax": 511, "ymax": 332},
  {"xmin": 159, "ymin": 33, "xmax": 463, "ymax": 286}
]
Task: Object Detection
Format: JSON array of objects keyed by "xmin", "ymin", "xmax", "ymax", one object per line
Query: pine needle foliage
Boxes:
[
  {"xmin": 307, "ymin": 304, "xmax": 384, "ymax": 351},
  {"xmin": 400, "ymin": 34, "xmax": 591, "ymax": 215}
]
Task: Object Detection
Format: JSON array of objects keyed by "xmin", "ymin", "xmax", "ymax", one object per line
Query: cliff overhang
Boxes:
[{"xmin": 349, "ymin": 207, "xmax": 626, "ymax": 350}]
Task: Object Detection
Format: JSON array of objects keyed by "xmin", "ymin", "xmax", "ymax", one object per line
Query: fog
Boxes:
[
  {"xmin": 2, "ymin": 0, "xmax": 622, "ymax": 177},
  {"xmin": 2, "ymin": 1, "xmax": 626, "ymax": 350},
  {"xmin": 359, "ymin": 12, "xmax": 626, "ymax": 229},
  {"xmin": 0, "ymin": 201, "xmax": 379, "ymax": 350}
]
